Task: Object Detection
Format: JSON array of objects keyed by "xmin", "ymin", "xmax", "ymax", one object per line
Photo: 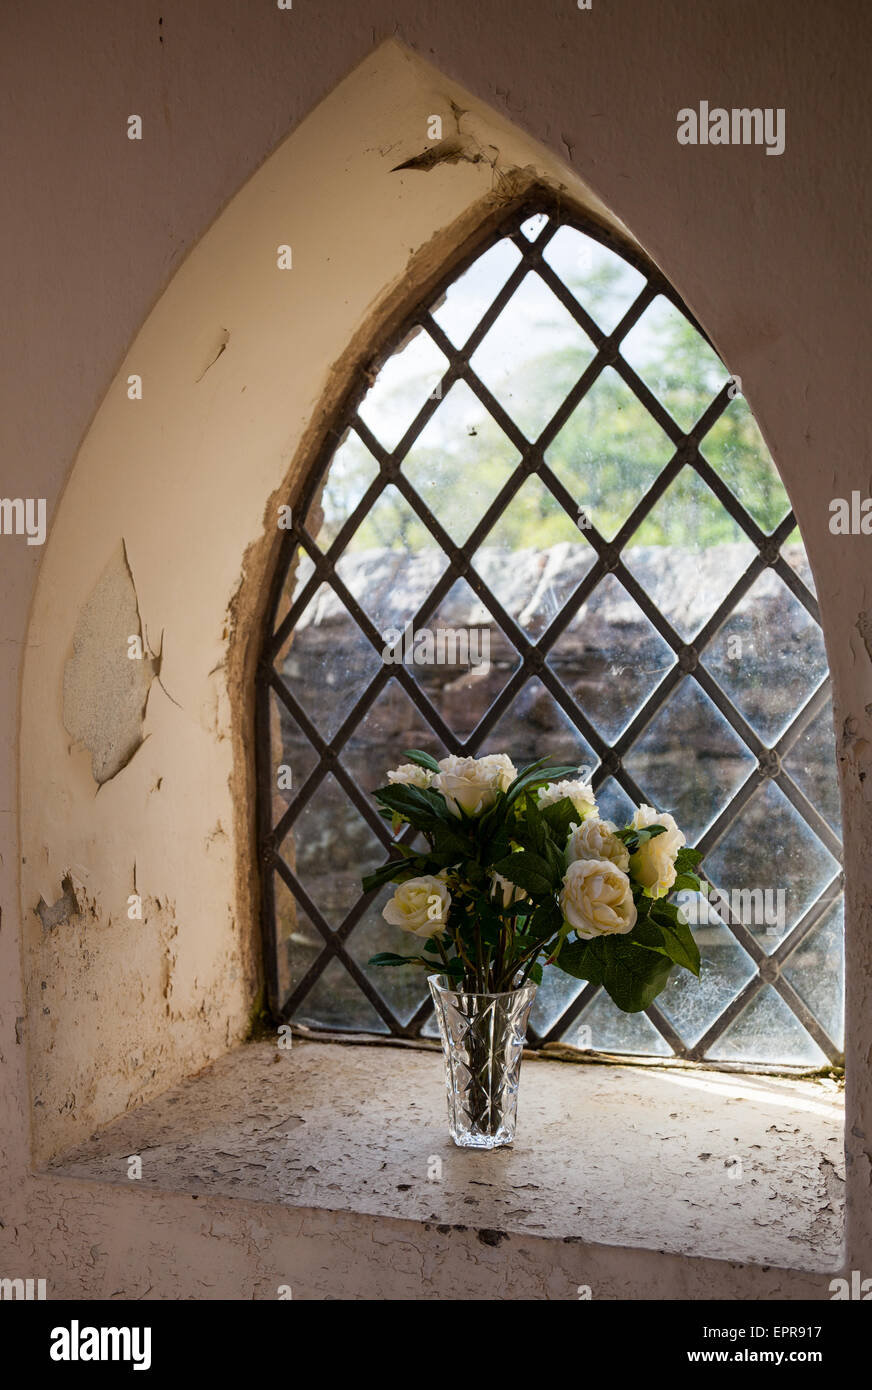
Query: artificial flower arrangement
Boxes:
[
  {"xmin": 362, "ymin": 750, "xmax": 702, "ymax": 1148},
  {"xmin": 364, "ymin": 751, "xmax": 702, "ymax": 1011}
]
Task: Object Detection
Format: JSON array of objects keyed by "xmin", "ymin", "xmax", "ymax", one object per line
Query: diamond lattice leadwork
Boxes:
[{"xmin": 256, "ymin": 194, "xmax": 843, "ymax": 1068}]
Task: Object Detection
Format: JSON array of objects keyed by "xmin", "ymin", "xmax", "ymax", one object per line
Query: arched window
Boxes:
[{"xmin": 257, "ymin": 195, "xmax": 842, "ymax": 1068}]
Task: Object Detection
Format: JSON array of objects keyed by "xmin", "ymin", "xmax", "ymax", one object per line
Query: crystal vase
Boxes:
[{"xmin": 428, "ymin": 974, "xmax": 538, "ymax": 1149}]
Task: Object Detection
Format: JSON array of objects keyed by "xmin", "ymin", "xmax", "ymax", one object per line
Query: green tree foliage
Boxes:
[{"xmin": 316, "ymin": 236, "xmax": 792, "ymax": 554}]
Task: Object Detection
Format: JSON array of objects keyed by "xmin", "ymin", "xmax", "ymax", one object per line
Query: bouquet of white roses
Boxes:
[{"xmin": 363, "ymin": 750, "xmax": 701, "ymax": 1010}]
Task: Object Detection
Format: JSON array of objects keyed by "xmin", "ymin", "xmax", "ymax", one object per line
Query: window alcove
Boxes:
[{"xmin": 24, "ymin": 37, "xmax": 848, "ymax": 1284}]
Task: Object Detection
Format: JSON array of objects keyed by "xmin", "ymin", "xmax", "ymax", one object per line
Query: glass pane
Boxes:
[
  {"xmin": 623, "ymin": 677, "xmax": 756, "ymax": 841},
  {"xmin": 279, "ymin": 772, "xmax": 386, "ymax": 931},
  {"xmin": 409, "ymin": 576, "xmax": 517, "ymax": 741},
  {"xmin": 401, "ymin": 380, "xmax": 519, "ymax": 544},
  {"xmin": 274, "ymin": 585, "xmax": 383, "ymax": 741},
  {"xmin": 343, "ymin": 484, "xmax": 448, "ymax": 635},
  {"xmin": 703, "ymin": 572, "xmax": 828, "ymax": 744},
  {"xmin": 703, "ymin": 780, "xmax": 840, "ymax": 952},
  {"xmin": 431, "ymin": 237, "xmax": 523, "ymax": 347},
  {"xmin": 783, "ymin": 697, "xmax": 840, "ymax": 834},
  {"xmin": 620, "ymin": 294, "xmax": 729, "ymax": 432},
  {"xmin": 293, "ymin": 956, "xmax": 390, "ymax": 1034},
  {"xmin": 528, "ymin": 971, "xmax": 586, "ymax": 1036},
  {"xmin": 420, "ymin": 1010, "xmax": 441, "ymax": 1039},
  {"xmin": 656, "ymin": 900, "xmax": 756, "ymax": 1047},
  {"xmin": 572, "ymin": 990, "xmax": 673, "ymax": 1055},
  {"xmin": 340, "ymin": 680, "xmax": 440, "ymax": 796},
  {"xmin": 519, "ymin": 212, "xmax": 549, "ymax": 241},
  {"xmin": 268, "ymin": 688, "xmax": 319, "ymax": 815},
  {"xmin": 542, "ymin": 226, "xmax": 647, "ymax": 335},
  {"xmin": 547, "ymin": 573, "xmax": 676, "ymax": 742},
  {"xmin": 473, "ymin": 475, "xmax": 595, "ymax": 639},
  {"xmin": 304, "ymin": 430, "xmax": 380, "ymax": 551},
  {"xmin": 783, "ymin": 898, "xmax": 845, "ymax": 1048},
  {"xmin": 701, "ymin": 396, "xmax": 790, "ymax": 534},
  {"xmin": 781, "ymin": 527, "xmax": 817, "ymax": 597},
  {"xmin": 707, "ymin": 987, "xmax": 826, "ymax": 1066},
  {"xmin": 593, "ymin": 776, "xmax": 637, "ymax": 826},
  {"xmin": 477, "ymin": 677, "xmax": 598, "ymax": 773},
  {"xmin": 347, "ymin": 896, "xmax": 430, "ymax": 1026},
  {"xmin": 624, "ymin": 469, "xmax": 757, "ymax": 638},
  {"xmin": 273, "ymin": 540, "xmax": 316, "ymax": 635},
  {"xmin": 469, "ymin": 271, "xmax": 595, "ymax": 440},
  {"xmin": 273, "ymin": 876, "xmax": 325, "ymax": 1006},
  {"xmin": 357, "ymin": 327, "xmax": 448, "ymax": 451},
  {"xmin": 545, "ymin": 365, "xmax": 674, "ymax": 540}
]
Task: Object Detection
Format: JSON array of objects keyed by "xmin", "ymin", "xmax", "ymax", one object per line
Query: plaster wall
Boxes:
[
  {"xmin": 1, "ymin": 0, "xmax": 870, "ymax": 1296},
  {"xmin": 19, "ymin": 41, "xmax": 621, "ymax": 1166}
]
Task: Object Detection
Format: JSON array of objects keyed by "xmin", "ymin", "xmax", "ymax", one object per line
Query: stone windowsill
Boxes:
[{"xmin": 45, "ymin": 1039, "xmax": 845, "ymax": 1272}]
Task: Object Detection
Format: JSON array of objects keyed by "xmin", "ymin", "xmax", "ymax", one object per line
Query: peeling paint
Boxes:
[
  {"xmin": 856, "ymin": 610, "xmax": 872, "ymax": 662},
  {"xmin": 195, "ymin": 327, "xmax": 230, "ymax": 382},
  {"xmin": 34, "ymin": 874, "xmax": 81, "ymax": 933},
  {"xmin": 62, "ymin": 541, "xmax": 158, "ymax": 784},
  {"xmin": 392, "ymin": 137, "xmax": 485, "ymax": 173}
]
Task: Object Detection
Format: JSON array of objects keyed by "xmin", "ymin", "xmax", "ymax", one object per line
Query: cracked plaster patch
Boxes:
[{"xmin": 62, "ymin": 541, "xmax": 158, "ymax": 784}]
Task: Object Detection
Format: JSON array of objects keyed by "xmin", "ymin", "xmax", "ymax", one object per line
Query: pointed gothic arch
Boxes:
[{"xmin": 257, "ymin": 188, "xmax": 842, "ymax": 1068}]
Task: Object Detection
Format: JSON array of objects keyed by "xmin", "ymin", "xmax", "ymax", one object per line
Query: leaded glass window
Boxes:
[{"xmin": 256, "ymin": 196, "xmax": 843, "ymax": 1067}]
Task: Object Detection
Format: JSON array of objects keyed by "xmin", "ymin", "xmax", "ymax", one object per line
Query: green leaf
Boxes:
[
  {"xmin": 361, "ymin": 859, "xmax": 422, "ymax": 893},
  {"xmin": 548, "ymin": 915, "xmax": 575, "ymax": 964},
  {"xmin": 675, "ymin": 846, "xmax": 703, "ymax": 873},
  {"xmin": 368, "ymin": 952, "xmax": 421, "ymax": 968},
  {"xmin": 474, "ymin": 900, "xmax": 503, "ymax": 948},
  {"xmin": 526, "ymin": 962, "xmax": 544, "ymax": 986},
  {"xmin": 442, "ymin": 956, "xmax": 465, "ymax": 980},
  {"xmin": 518, "ymin": 794, "xmax": 549, "ymax": 857},
  {"xmin": 616, "ymin": 824, "xmax": 668, "ymax": 853},
  {"xmin": 374, "ymin": 784, "xmax": 455, "ymax": 830},
  {"xmin": 503, "ymin": 756, "xmax": 553, "ymax": 794},
  {"xmin": 551, "ymin": 936, "xmax": 605, "ymax": 985},
  {"xmin": 672, "ymin": 871, "xmax": 701, "ymax": 892},
  {"xmin": 525, "ymin": 898, "xmax": 562, "ymax": 940},
  {"xmin": 650, "ymin": 903, "xmax": 701, "ymax": 976},
  {"xmin": 430, "ymin": 822, "xmax": 475, "ymax": 859},
  {"xmin": 402, "ymin": 749, "xmax": 442, "ymax": 773},
  {"xmin": 600, "ymin": 924, "xmax": 675, "ymax": 1012},
  {"xmin": 632, "ymin": 889, "xmax": 654, "ymax": 922},
  {"xmin": 476, "ymin": 790, "xmax": 509, "ymax": 842},
  {"xmin": 490, "ymin": 849, "xmax": 555, "ymax": 898},
  {"xmin": 538, "ymin": 795, "xmax": 580, "ymax": 846},
  {"xmin": 493, "ymin": 898, "xmax": 531, "ymax": 920},
  {"xmin": 554, "ymin": 919, "xmax": 678, "ymax": 1011},
  {"xmin": 481, "ymin": 820, "xmax": 514, "ymax": 864},
  {"xmin": 504, "ymin": 763, "xmax": 580, "ymax": 809}
]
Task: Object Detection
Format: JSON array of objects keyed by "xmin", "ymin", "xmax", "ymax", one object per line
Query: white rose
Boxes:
[
  {"xmin": 382, "ymin": 874, "xmax": 451, "ymax": 938},
  {"xmin": 628, "ymin": 805, "xmax": 685, "ymax": 898},
  {"xmin": 475, "ymin": 753, "xmax": 517, "ymax": 789},
  {"xmin": 431, "ymin": 753, "xmax": 517, "ymax": 818},
  {"xmin": 566, "ymin": 816, "xmax": 629, "ymax": 871},
  {"xmin": 387, "ymin": 763, "xmax": 433, "ymax": 789},
  {"xmin": 559, "ymin": 858, "xmax": 637, "ymax": 940},
  {"xmin": 537, "ymin": 777, "xmax": 598, "ymax": 821}
]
